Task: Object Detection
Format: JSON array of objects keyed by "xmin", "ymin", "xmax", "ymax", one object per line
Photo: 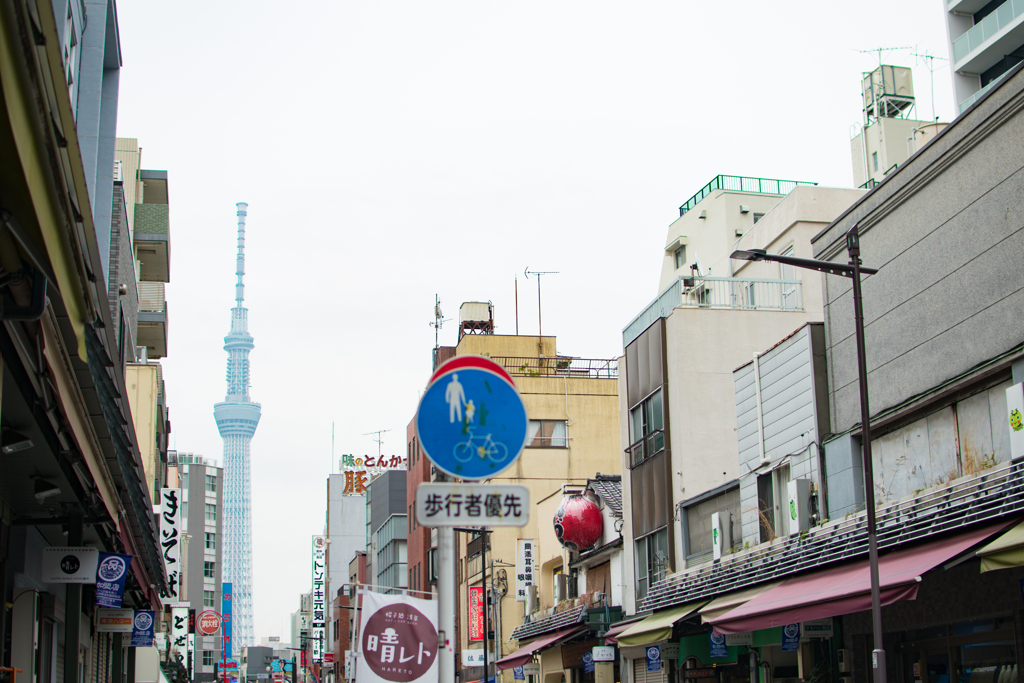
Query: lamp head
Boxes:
[{"xmin": 730, "ymin": 248, "xmax": 768, "ymax": 261}]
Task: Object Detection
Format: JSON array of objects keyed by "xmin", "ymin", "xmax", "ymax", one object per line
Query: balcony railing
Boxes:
[
  {"xmin": 626, "ymin": 429, "xmax": 666, "ymax": 468},
  {"xmin": 623, "ymin": 276, "xmax": 803, "ymax": 347},
  {"xmin": 952, "ymin": 0, "xmax": 1024, "ymax": 63},
  {"xmin": 138, "ymin": 282, "xmax": 166, "ymax": 313},
  {"xmin": 489, "ymin": 356, "xmax": 618, "ymax": 379},
  {"xmin": 678, "ymin": 175, "xmax": 817, "ymax": 216}
]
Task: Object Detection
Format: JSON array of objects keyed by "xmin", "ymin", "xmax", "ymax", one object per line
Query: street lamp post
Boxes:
[{"xmin": 731, "ymin": 224, "xmax": 887, "ymax": 683}]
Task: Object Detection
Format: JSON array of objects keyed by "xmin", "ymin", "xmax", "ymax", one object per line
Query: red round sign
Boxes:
[{"xmin": 197, "ymin": 610, "xmax": 222, "ymax": 635}]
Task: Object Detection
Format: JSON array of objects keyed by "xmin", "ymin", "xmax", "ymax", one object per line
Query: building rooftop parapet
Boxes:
[
  {"xmin": 639, "ymin": 458, "xmax": 1024, "ymax": 613},
  {"xmin": 623, "ymin": 275, "xmax": 804, "ymax": 347},
  {"xmin": 678, "ymin": 175, "xmax": 817, "ymax": 217}
]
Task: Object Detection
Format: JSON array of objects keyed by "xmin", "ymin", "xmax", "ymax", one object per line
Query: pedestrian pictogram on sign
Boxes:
[{"xmin": 416, "ymin": 356, "xmax": 528, "ymax": 480}]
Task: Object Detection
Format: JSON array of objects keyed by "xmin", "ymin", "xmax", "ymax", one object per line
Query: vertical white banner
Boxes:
[
  {"xmin": 357, "ymin": 590, "xmax": 438, "ymax": 683},
  {"xmin": 160, "ymin": 488, "xmax": 183, "ymax": 602},
  {"xmin": 516, "ymin": 539, "xmax": 535, "ymax": 602},
  {"xmin": 170, "ymin": 606, "xmax": 189, "ymax": 658},
  {"xmin": 312, "ymin": 536, "xmax": 327, "ymax": 663},
  {"xmin": 187, "ymin": 633, "xmax": 195, "ymax": 678}
]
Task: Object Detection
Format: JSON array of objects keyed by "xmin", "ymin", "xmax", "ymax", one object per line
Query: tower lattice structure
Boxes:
[{"xmin": 214, "ymin": 202, "xmax": 261, "ymax": 650}]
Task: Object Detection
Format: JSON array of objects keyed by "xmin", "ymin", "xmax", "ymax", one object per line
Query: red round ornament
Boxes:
[{"xmin": 553, "ymin": 495, "xmax": 603, "ymax": 551}]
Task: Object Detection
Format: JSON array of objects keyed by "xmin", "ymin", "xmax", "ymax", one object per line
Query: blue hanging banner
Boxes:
[
  {"xmin": 646, "ymin": 646, "xmax": 661, "ymax": 672},
  {"xmin": 131, "ymin": 611, "xmax": 155, "ymax": 647},
  {"xmin": 583, "ymin": 652, "xmax": 595, "ymax": 674},
  {"xmin": 782, "ymin": 623, "xmax": 800, "ymax": 652},
  {"xmin": 710, "ymin": 632, "xmax": 728, "ymax": 658},
  {"xmin": 513, "ymin": 666, "xmax": 525, "ymax": 681},
  {"xmin": 95, "ymin": 552, "xmax": 132, "ymax": 608}
]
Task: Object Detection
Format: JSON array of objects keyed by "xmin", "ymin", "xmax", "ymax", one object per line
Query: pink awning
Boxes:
[
  {"xmin": 711, "ymin": 520, "xmax": 1012, "ymax": 634},
  {"xmin": 495, "ymin": 626, "xmax": 586, "ymax": 670}
]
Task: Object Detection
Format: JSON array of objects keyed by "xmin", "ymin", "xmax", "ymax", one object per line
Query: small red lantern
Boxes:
[{"xmin": 554, "ymin": 495, "xmax": 603, "ymax": 551}]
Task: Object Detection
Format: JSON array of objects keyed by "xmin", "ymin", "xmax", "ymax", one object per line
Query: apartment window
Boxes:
[
  {"xmin": 753, "ymin": 212, "xmax": 765, "ymax": 224},
  {"xmin": 204, "ymin": 561, "xmax": 215, "ymax": 579},
  {"xmin": 683, "ymin": 485, "xmax": 741, "ymax": 562},
  {"xmin": 635, "ymin": 528, "xmax": 669, "ymax": 601},
  {"xmin": 629, "ymin": 389, "xmax": 664, "ymax": 466},
  {"xmin": 203, "ymin": 651, "xmax": 214, "ymax": 667},
  {"xmin": 872, "ymin": 151, "xmax": 879, "ymax": 171},
  {"xmin": 203, "ymin": 590, "xmax": 215, "ymax": 608},
  {"xmin": 674, "ymin": 246, "xmax": 687, "ymax": 270},
  {"xmin": 527, "ymin": 420, "xmax": 567, "ymax": 448},
  {"xmin": 205, "ymin": 532, "xmax": 216, "ymax": 550},
  {"xmin": 205, "ymin": 503, "xmax": 216, "ymax": 523},
  {"xmin": 206, "ymin": 474, "xmax": 217, "ymax": 493}
]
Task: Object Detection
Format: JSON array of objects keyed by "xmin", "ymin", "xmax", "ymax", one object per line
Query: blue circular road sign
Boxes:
[{"xmin": 416, "ymin": 356, "xmax": 528, "ymax": 480}]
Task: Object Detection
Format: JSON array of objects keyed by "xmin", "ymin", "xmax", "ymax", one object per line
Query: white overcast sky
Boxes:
[{"xmin": 114, "ymin": 0, "xmax": 955, "ymax": 641}]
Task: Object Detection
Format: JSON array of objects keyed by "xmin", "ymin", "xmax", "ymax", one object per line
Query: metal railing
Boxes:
[
  {"xmin": 623, "ymin": 276, "xmax": 803, "ymax": 347},
  {"xmin": 952, "ymin": 0, "xmax": 1024, "ymax": 63},
  {"xmin": 678, "ymin": 175, "xmax": 817, "ymax": 216},
  {"xmin": 138, "ymin": 282, "xmax": 166, "ymax": 312},
  {"xmin": 959, "ymin": 70, "xmax": 1008, "ymax": 112},
  {"xmin": 625, "ymin": 429, "xmax": 666, "ymax": 468},
  {"xmin": 489, "ymin": 356, "xmax": 618, "ymax": 379}
]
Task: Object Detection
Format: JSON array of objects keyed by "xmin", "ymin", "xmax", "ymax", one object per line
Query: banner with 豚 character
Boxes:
[{"xmin": 356, "ymin": 589, "xmax": 438, "ymax": 683}]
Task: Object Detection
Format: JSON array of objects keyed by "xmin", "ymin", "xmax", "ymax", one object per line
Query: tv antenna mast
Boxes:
[
  {"xmin": 859, "ymin": 45, "xmax": 912, "ymax": 68},
  {"xmin": 524, "ymin": 267, "xmax": 559, "ymax": 340},
  {"xmin": 911, "ymin": 48, "xmax": 948, "ymax": 122},
  {"xmin": 429, "ymin": 294, "xmax": 452, "ymax": 349},
  {"xmin": 362, "ymin": 429, "xmax": 391, "ymax": 459}
]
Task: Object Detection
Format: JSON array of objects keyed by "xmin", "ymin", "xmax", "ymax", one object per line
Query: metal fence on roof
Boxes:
[{"xmin": 678, "ymin": 175, "xmax": 817, "ymax": 216}]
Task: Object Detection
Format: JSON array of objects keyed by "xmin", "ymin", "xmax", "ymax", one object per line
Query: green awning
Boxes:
[
  {"xmin": 618, "ymin": 601, "xmax": 707, "ymax": 647},
  {"xmin": 979, "ymin": 520, "xmax": 1024, "ymax": 572}
]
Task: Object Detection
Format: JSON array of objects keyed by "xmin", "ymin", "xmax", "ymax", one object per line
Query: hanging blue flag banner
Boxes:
[
  {"xmin": 513, "ymin": 666, "xmax": 525, "ymax": 681},
  {"xmin": 710, "ymin": 632, "xmax": 728, "ymax": 659},
  {"xmin": 131, "ymin": 611, "xmax": 155, "ymax": 647},
  {"xmin": 782, "ymin": 624, "xmax": 800, "ymax": 652},
  {"xmin": 95, "ymin": 552, "xmax": 132, "ymax": 608}
]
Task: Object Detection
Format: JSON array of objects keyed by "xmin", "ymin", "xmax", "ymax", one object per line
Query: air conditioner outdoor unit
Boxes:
[{"xmin": 682, "ymin": 277, "xmax": 695, "ymax": 289}]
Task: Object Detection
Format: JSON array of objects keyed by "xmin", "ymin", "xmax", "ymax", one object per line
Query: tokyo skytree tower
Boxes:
[{"xmin": 214, "ymin": 202, "xmax": 261, "ymax": 649}]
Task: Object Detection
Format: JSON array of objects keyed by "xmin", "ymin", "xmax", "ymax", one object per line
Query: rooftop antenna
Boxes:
[
  {"xmin": 911, "ymin": 48, "xmax": 948, "ymax": 122},
  {"xmin": 858, "ymin": 45, "xmax": 912, "ymax": 69},
  {"xmin": 363, "ymin": 429, "xmax": 391, "ymax": 460},
  {"xmin": 429, "ymin": 294, "xmax": 451, "ymax": 349},
  {"xmin": 524, "ymin": 267, "xmax": 559, "ymax": 343}
]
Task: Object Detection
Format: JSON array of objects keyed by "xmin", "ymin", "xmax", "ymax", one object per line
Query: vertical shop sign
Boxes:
[
  {"xmin": 222, "ymin": 583, "xmax": 233, "ymax": 660},
  {"xmin": 516, "ymin": 539, "xmax": 535, "ymax": 602},
  {"xmin": 160, "ymin": 488, "xmax": 183, "ymax": 602},
  {"xmin": 468, "ymin": 586, "xmax": 484, "ymax": 642},
  {"xmin": 312, "ymin": 536, "xmax": 327, "ymax": 662},
  {"xmin": 170, "ymin": 606, "xmax": 189, "ymax": 656},
  {"xmin": 782, "ymin": 624, "xmax": 800, "ymax": 652}
]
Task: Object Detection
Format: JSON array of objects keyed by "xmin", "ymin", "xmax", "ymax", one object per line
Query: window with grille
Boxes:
[{"xmin": 629, "ymin": 390, "xmax": 664, "ymax": 466}]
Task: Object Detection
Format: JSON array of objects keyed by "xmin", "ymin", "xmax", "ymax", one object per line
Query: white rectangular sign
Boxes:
[
  {"xmin": 415, "ymin": 483, "xmax": 530, "ymax": 527},
  {"xmin": 725, "ymin": 632, "xmax": 752, "ymax": 646},
  {"xmin": 96, "ymin": 608, "xmax": 135, "ymax": 633},
  {"xmin": 801, "ymin": 618, "xmax": 833, "ymax": 638},
  {"xmin": 1007, "ymin": 383, "xmax": 1024, "ymax": 460},
  {"xmin": 461, "ymin": 649, "xmax": 495, "ymax": 667},
  {"xmin": 170, "ymin": 606, "xmax": 189, "ymax": 656},
  {"xmin": 523, "ymin": 663, "xmax": 540, "ymax": 676},
  {"xmin": 160, "ymin": 488, "xmax": 183, "ymax": 601},
  {"xmin": 41, "ymin": 547, "xmax": 98, "ymax": 583},
  {"xmin": 516, "ymin": 539, "xmax": 536, "ymax": 602},
  {"xmin": 311, "ymin": 536, "xmax": 327, "ymax": 663},
  {"xmin": 592, "ymin": 646, "xmax": 615, "ymax": 662}
]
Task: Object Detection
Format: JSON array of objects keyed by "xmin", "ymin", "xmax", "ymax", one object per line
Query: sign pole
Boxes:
[
  {"xmin": 482, "ymin": 529, "xmax": 488, "ymax": 683},
  {"xmin": 438, "ymin": 515, "xmax": 457, "ymax": 682}
]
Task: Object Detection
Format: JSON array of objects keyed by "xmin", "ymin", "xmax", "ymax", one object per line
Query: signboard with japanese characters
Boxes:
[
  {"xmin": 97, "ymin": 608, "xmax": 135, "ymax": 633},
  {"xmin": 516, "ymin": 539, "xmax": 535, "ymax": 602},
  {"xmin": 357, "ymin": 589, "xmax": 438, "ymax": 683},
  {"xmin": 468, "ymin": 587, "xmax": 484, "ymax": 642},
  {"xmin": 415, "ymin": 483, "xmax": 529, "ymax": 528},
  {"xmin": 311, "ymin": 536, "xmax": 327, "ymax": 662},
  {"xmin": 222, "ymin": 583, "xmax": 233, "ymax": 659},
  {"xmin": 41, "ymin": 547, "xmax": 99, "ymax": 583},
  {"xmin": 131, "ymin": 611, "xmax": 155, "ymax": 647},
  {"xmin": 160, "ymin": 488, "xmax": 183, "ymax": 602},
  {"xmin": 171, "ymin": 607, "xmax": 189, "ymax": 657},
  {"xmin": 341, "ymin": 454, "xmax": 409, "ymax": 496}
]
